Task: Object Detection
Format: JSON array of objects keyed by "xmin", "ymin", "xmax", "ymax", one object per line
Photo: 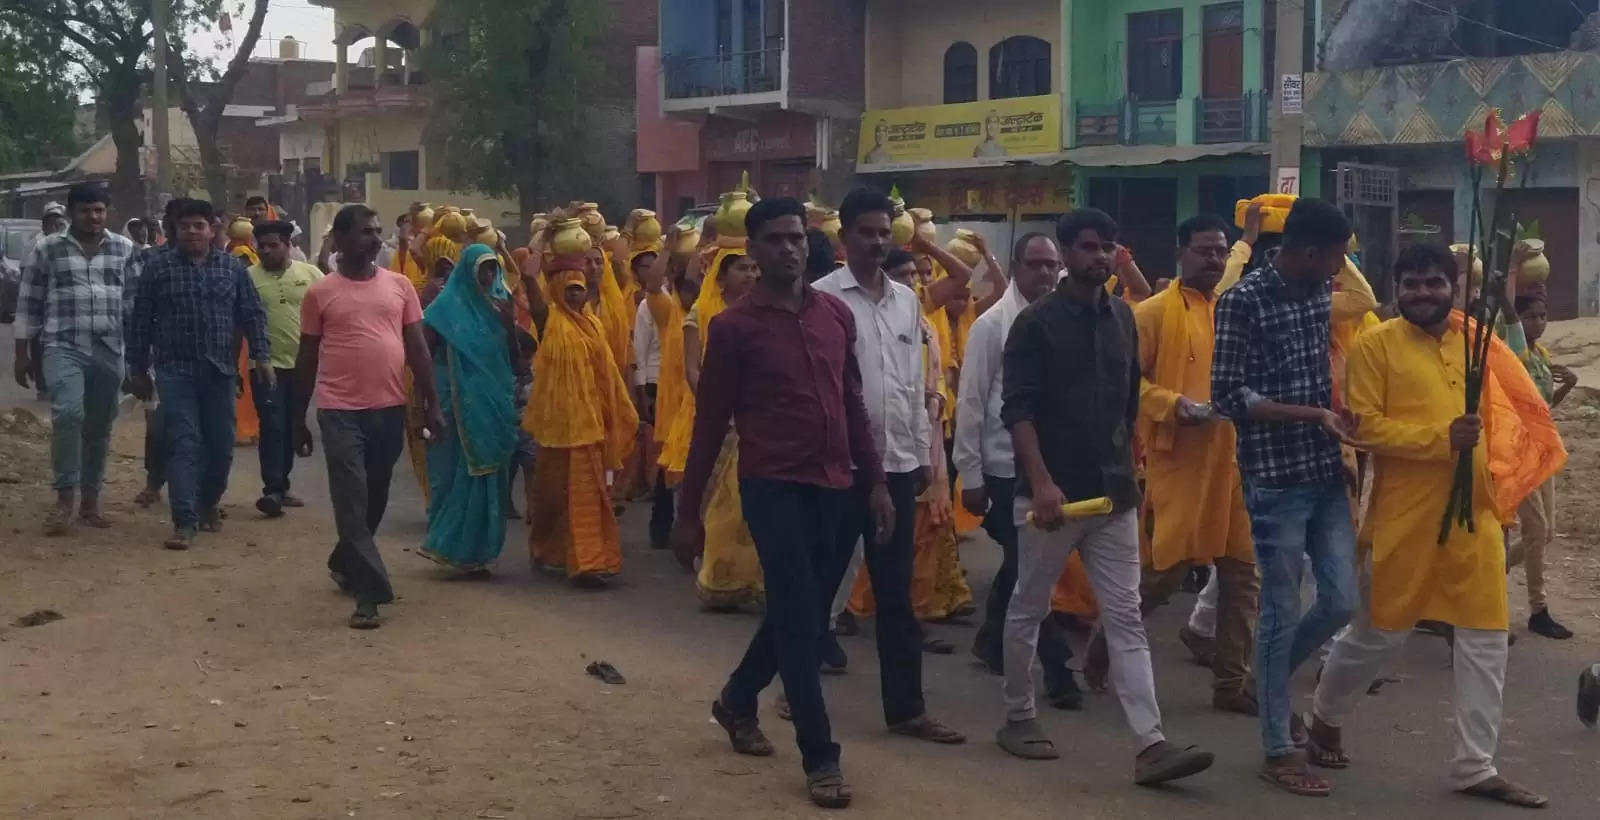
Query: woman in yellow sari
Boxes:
[
  {"xmin": 524, "ymin": 243, "xmax": 639, "ymax": 587},
  {"xmin": 227, "ymin": 224, "xmax": 262, "ymax": 446},
  {"xmin": 673, "ymin": 241, "xmax": 762, "ymax": 610}
]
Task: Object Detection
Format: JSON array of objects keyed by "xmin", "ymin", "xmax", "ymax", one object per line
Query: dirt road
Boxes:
[{"xmin": 1, "ymin": 398, "xmax": 1598, "ymax": 819}]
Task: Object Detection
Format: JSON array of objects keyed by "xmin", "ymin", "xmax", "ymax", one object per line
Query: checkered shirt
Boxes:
[
  {"xmin": 15, "ymin": 230, "xmax": 135, "ymax": 355},
  {"xmin": 125, "ymin": 247, "xmax": 270, "ymax": 378},
  {"xmin": 1210, "ymin": 262, "xmax": 1344, "ymax": 486}
]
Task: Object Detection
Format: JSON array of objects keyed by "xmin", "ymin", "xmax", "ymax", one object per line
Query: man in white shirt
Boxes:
[
  {"xmin": 954, "ymin": 232, "xmax": 1079, "ymax": 708},
  {"xmin": 813, "ymin": 188, "xmax": 963, "ymax": 745},
  {"xmin": 630, "ymin": 284, "xmax": 671, "ymax": 547}
]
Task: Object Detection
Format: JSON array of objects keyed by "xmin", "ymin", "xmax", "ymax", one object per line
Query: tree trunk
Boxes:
[
  {"xmin": 194, "ymin": 115, "xmax": 230, "ymax": 210},
  {"xmin": 103, "ymin": 79, "xmax": 145, "ymax": 223}
]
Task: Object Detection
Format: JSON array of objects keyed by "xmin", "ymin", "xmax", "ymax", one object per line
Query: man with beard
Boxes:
[
  {"xmin": 997, "ymin": 208, "xmax": 1213, "ymax": 785},
  {"xmin": 294, "ymin": 204, "xmax": 443, "ymax": 628},
  {"xmin": 1116, "ymin": 213, "xmax": 1258, "ymax": 715},
  {"xmin": 1305, "ymin": 242, "xmax": 1560, "ymax": 808}
]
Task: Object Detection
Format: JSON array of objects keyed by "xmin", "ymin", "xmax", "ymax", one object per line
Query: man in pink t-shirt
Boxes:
[{"xmin": 293, "ymin": 204, "xmax": 442, "ymax": 630}]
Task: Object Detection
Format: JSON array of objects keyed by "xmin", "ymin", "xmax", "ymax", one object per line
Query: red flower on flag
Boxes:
[{"xmin": 1505, "ymin": 110, "xmax": 1541, "ymax": 155}]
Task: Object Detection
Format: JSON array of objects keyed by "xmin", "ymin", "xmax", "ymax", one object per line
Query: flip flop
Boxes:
[
  {"xmin": 1134, "ymin": 740, "xmax": 1215, "ymax": 785},
  {"xmin": 1303, "ymin": 714, "xmax": 1350, "ymax": 769},
  {"xmin": 1259, "ymin": 758, "xmax": 1331, "ymax": 797},
  {"xmin": 996, "ymin": 719, "xmax": 1058, "ymax": 760},
  {"xmin": 585, "ymin": 661, "xmax": 626, "ymax": 685},
  {"xmin": 1461, "ymin": 775, "xmax": 1549, "ymax": 809}
]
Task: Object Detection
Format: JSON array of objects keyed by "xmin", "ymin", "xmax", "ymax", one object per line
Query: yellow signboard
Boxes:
[{"xmin": 857, "ymin": 95, "xmax": 1062, "ymax": 172}]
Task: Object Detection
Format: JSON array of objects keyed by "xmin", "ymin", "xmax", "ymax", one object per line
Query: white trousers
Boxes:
[
  {"xmin": 1313, "ymin": 621, "xmax": 1507, "ymax": 789},
  {"xmin": 1003, "ymin": 509, "xmax": 1163, "ymax": 748},
  {"xmin": 1187, "ymin": 570, "xmax": 1219, "ymax": 638},
  {"xmin": 828, "ymin": 541, "xmax": 864, "ymax": 626}
]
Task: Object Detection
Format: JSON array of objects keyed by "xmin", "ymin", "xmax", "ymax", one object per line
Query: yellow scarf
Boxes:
[
  {"xmin": 523, "ymin": 269, "xmax": 639, "ymax": 468},
  {"xmin": 229, "ymin": 243, "xmax": 259, "ymax": 268},
  {"xmin": 1448, "ymin": 311, "xmax": 1566, "ymax": 520},
  {"xmin": 424, "ymin": 235, "xmax": 460, "ymax": 280},
  {"xmin": 648, "ymin": 288, "xmax": 685, "ymax": 446},
  {"xmin": 597, "ymin": 249, "xmax": 634, "ymax": 373}
]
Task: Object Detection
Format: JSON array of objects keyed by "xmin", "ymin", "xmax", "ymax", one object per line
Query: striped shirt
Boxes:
[{"xmin": 15, "ymin": 230, "xmax": 135, "ymax": 355}]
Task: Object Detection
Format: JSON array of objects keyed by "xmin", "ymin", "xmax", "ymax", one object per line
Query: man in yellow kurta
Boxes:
[
  {"xmin": 1131, "ymin": 214, "xmax": 1258, "ymax": 714},
  {"xmin": 1307, "ymin": 242, "xmax": 1563, "ymax": 809}
]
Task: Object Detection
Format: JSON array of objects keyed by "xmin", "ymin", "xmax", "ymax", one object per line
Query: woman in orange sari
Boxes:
[{"xmin": 524, "ymin": 231, "xmax": 638, "ymax": 587}]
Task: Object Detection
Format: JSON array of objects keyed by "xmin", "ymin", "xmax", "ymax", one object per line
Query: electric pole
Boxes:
[
  {"xmin": 1268, "ymin": 0, "xmax": 1306, "ymax": 196},
  {"xmin": 150, "ymin": 0, "xmax": 172, "ymax": 214}
]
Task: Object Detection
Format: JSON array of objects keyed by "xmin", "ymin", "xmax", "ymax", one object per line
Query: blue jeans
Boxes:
[
  {"xmin": 252, "ymin": 367, "xmax": 297, "ymax": 496},
  {"xmin": 156, "ymin": 368, "xmax": 237, "ymax": 530},
  {"xmin": 1243, "ymin": 477, "xmax": 1357, "ymax": 758},
  {"xmin": 41, "ymin": 345, "xmax": 122, "ymax": 493}
]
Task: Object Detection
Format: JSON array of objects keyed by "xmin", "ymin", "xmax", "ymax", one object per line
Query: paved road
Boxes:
[{"xmin": 4, "ymin": 326, "xmax": 1598, "ymax": 818}]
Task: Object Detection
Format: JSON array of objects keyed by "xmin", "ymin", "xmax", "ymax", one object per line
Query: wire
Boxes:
[{"xmin": 1395, "ymin": 0, "xmax": 1566, "ymax": 52}]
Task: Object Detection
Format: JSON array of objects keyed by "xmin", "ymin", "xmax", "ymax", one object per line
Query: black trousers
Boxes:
[
  {"xmin": 722, "ymin": 478, "xmax": 848, "ymax": 775},
  {"xmin": 821, "ymin": 469, "xmax": 924, "ymax": 726},
  {"xmin": 319, "ymin": 407, "xmax": 405, "ymax": 606},
  {"xmin": 972, "ymin": 474, "xmax": 1071, "ymax": 681}
]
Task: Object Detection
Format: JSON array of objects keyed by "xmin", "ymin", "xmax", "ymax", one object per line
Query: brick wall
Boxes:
[{"xmin": 787, "ymin": 0, "xmax": 865, "ymax": 117}]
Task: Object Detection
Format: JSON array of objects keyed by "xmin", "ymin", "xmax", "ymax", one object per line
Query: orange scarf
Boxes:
[{"xmin": 1449, "ymin": 310, "xmax": 1566, "ymax": 519}]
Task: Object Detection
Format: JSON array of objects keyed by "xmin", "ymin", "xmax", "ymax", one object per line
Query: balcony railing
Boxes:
[
  {"xmin": 1194, "ymin": 92, "xmax": 1269, "ymax": 144},
  {"xmin": 663, "ymin": 47, "xmax": 783, "ymax": 100},
  {"xmin": 1073, "ymin": 98, "xmax": 1177, "ymax": 146}
]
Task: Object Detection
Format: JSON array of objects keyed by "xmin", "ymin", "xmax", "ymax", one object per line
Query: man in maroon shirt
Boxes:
[{"xmin": 672, "ymin": 197, "xmax": 892, "ymax": 809}]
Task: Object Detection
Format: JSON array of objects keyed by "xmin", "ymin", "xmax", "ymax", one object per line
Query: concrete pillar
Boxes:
[
  {"xmin": 1267, "ymin": 0, "xmax": 1305, "ymax": 190},
  {"xmin": 374, "ymin": 38, "xmax": 389, "ymax": 86},
  {"xmin": 1177, "ymin": 4, "xmax": 1200, "ymax": 146},
  {"xmin": 334, "ymin": 41, "xmax": 348, "ymax": 93}
]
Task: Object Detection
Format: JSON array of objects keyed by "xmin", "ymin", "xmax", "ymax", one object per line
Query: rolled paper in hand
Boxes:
[{"xmin": 1025, "ymin": 496, "xmax": 1114, "ymax": 524}]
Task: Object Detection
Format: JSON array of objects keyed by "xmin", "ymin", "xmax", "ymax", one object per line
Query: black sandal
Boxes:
[{"xmin": 711, "ymin": 699, "xmax": 773, "ymax": 757}]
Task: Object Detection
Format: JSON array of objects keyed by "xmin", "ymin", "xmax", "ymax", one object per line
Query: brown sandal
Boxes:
[
  {"xmin": 889, "ymin": 714, "xmax": 966, "ymax": 744},
  {"xmin": 806, "ymin": 769, "xmax": 852, "ymax": 809},
  {"xmin": 1260, "ymin": 755, "xmax": 1331, "ymax": 797},
  {"xmin": 1303, "ymin": 713, "xmax": 1349, "ymax": 768},
  {"xmin": 1462, "ymin": 775, "xmax": 1548, "ymax": 808}
]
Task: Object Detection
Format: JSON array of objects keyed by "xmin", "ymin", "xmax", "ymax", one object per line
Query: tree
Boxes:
[
  {"xmin": 168, "ymin": 0, "xmax": 269, "ymax": 209},
  {"xmin": 0, "ymin": 1, "xmax": 152, "ymax": 217},
  {"xmin": 0, "ymin": 20, "xmax": 79, "ymax": 174},
  {"xmin": 419, "ymin": 0, "xmax": 602, "ymax": 222}
]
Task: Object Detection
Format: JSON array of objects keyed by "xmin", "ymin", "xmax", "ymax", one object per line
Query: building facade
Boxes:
[
  {"xmin": 638, "ymin": 0, "xmax": 865, "ymax": 221},
  {"xmin": 1305, "ymin": 0, "xmax": 1600, "ymax": 317}
]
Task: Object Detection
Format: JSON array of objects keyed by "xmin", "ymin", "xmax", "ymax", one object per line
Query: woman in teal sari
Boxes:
[{"xmin": 420, "ymin": 243, "xmax": 519, "ymax": 574}]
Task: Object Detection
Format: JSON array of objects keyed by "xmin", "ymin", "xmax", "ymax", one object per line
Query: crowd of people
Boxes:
[{"xmin": 10, "ymin": 180, "xmax": 1599, "ymax": 810}]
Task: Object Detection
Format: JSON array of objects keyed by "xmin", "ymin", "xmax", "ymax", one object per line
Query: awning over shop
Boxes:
[{"xmin": 1059, "ymin": 141, "xmax": 1267, "ymax": 167}]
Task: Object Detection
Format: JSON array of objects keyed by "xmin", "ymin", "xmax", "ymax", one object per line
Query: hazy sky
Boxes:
[{"xmin": 195, "ymin": 1, "xmax": 337, "ymax": 63}]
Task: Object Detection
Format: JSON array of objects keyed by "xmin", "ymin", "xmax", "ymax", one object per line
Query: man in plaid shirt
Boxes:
[
  {"xmin": 1210, "ymin": 197, "xmax": 1359, "ymax": 797},
  {"xmin": 12, "ymin": 184, "xmax": 134, "ymax": 536},
  {"xmin": 126, "ymin": 198, "xmax": 271, "ymax": 550}
]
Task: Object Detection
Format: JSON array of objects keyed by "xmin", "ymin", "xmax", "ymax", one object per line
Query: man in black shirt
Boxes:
[{"xmin": 996, "ymin": 208, "xmax": 1212, "ymax": 785}]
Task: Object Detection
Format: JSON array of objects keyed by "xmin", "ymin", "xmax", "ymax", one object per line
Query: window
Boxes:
[
  {"xmin": 382, "ymin": 150, "xmax": 419, "ymax": 191},
  {"xmin": 1128, "ymin": 10, "xmax": 1183, "ymax": 101},
  {"xmin": 943, "ymin": 42, "xmax": 978, "ymax": 103},
  {"xmin": 988, "ymin": 36, "xmax": 1050, "ymax": 99}
]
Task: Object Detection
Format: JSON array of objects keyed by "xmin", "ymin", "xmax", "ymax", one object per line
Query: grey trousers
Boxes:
[
  {"xmin": 41, "ymin": 344, "xmax": 121, "ymax": 493},
  {"xmin": 319, "ymin": 407, "xmax": 405, "ymax": 606}
]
